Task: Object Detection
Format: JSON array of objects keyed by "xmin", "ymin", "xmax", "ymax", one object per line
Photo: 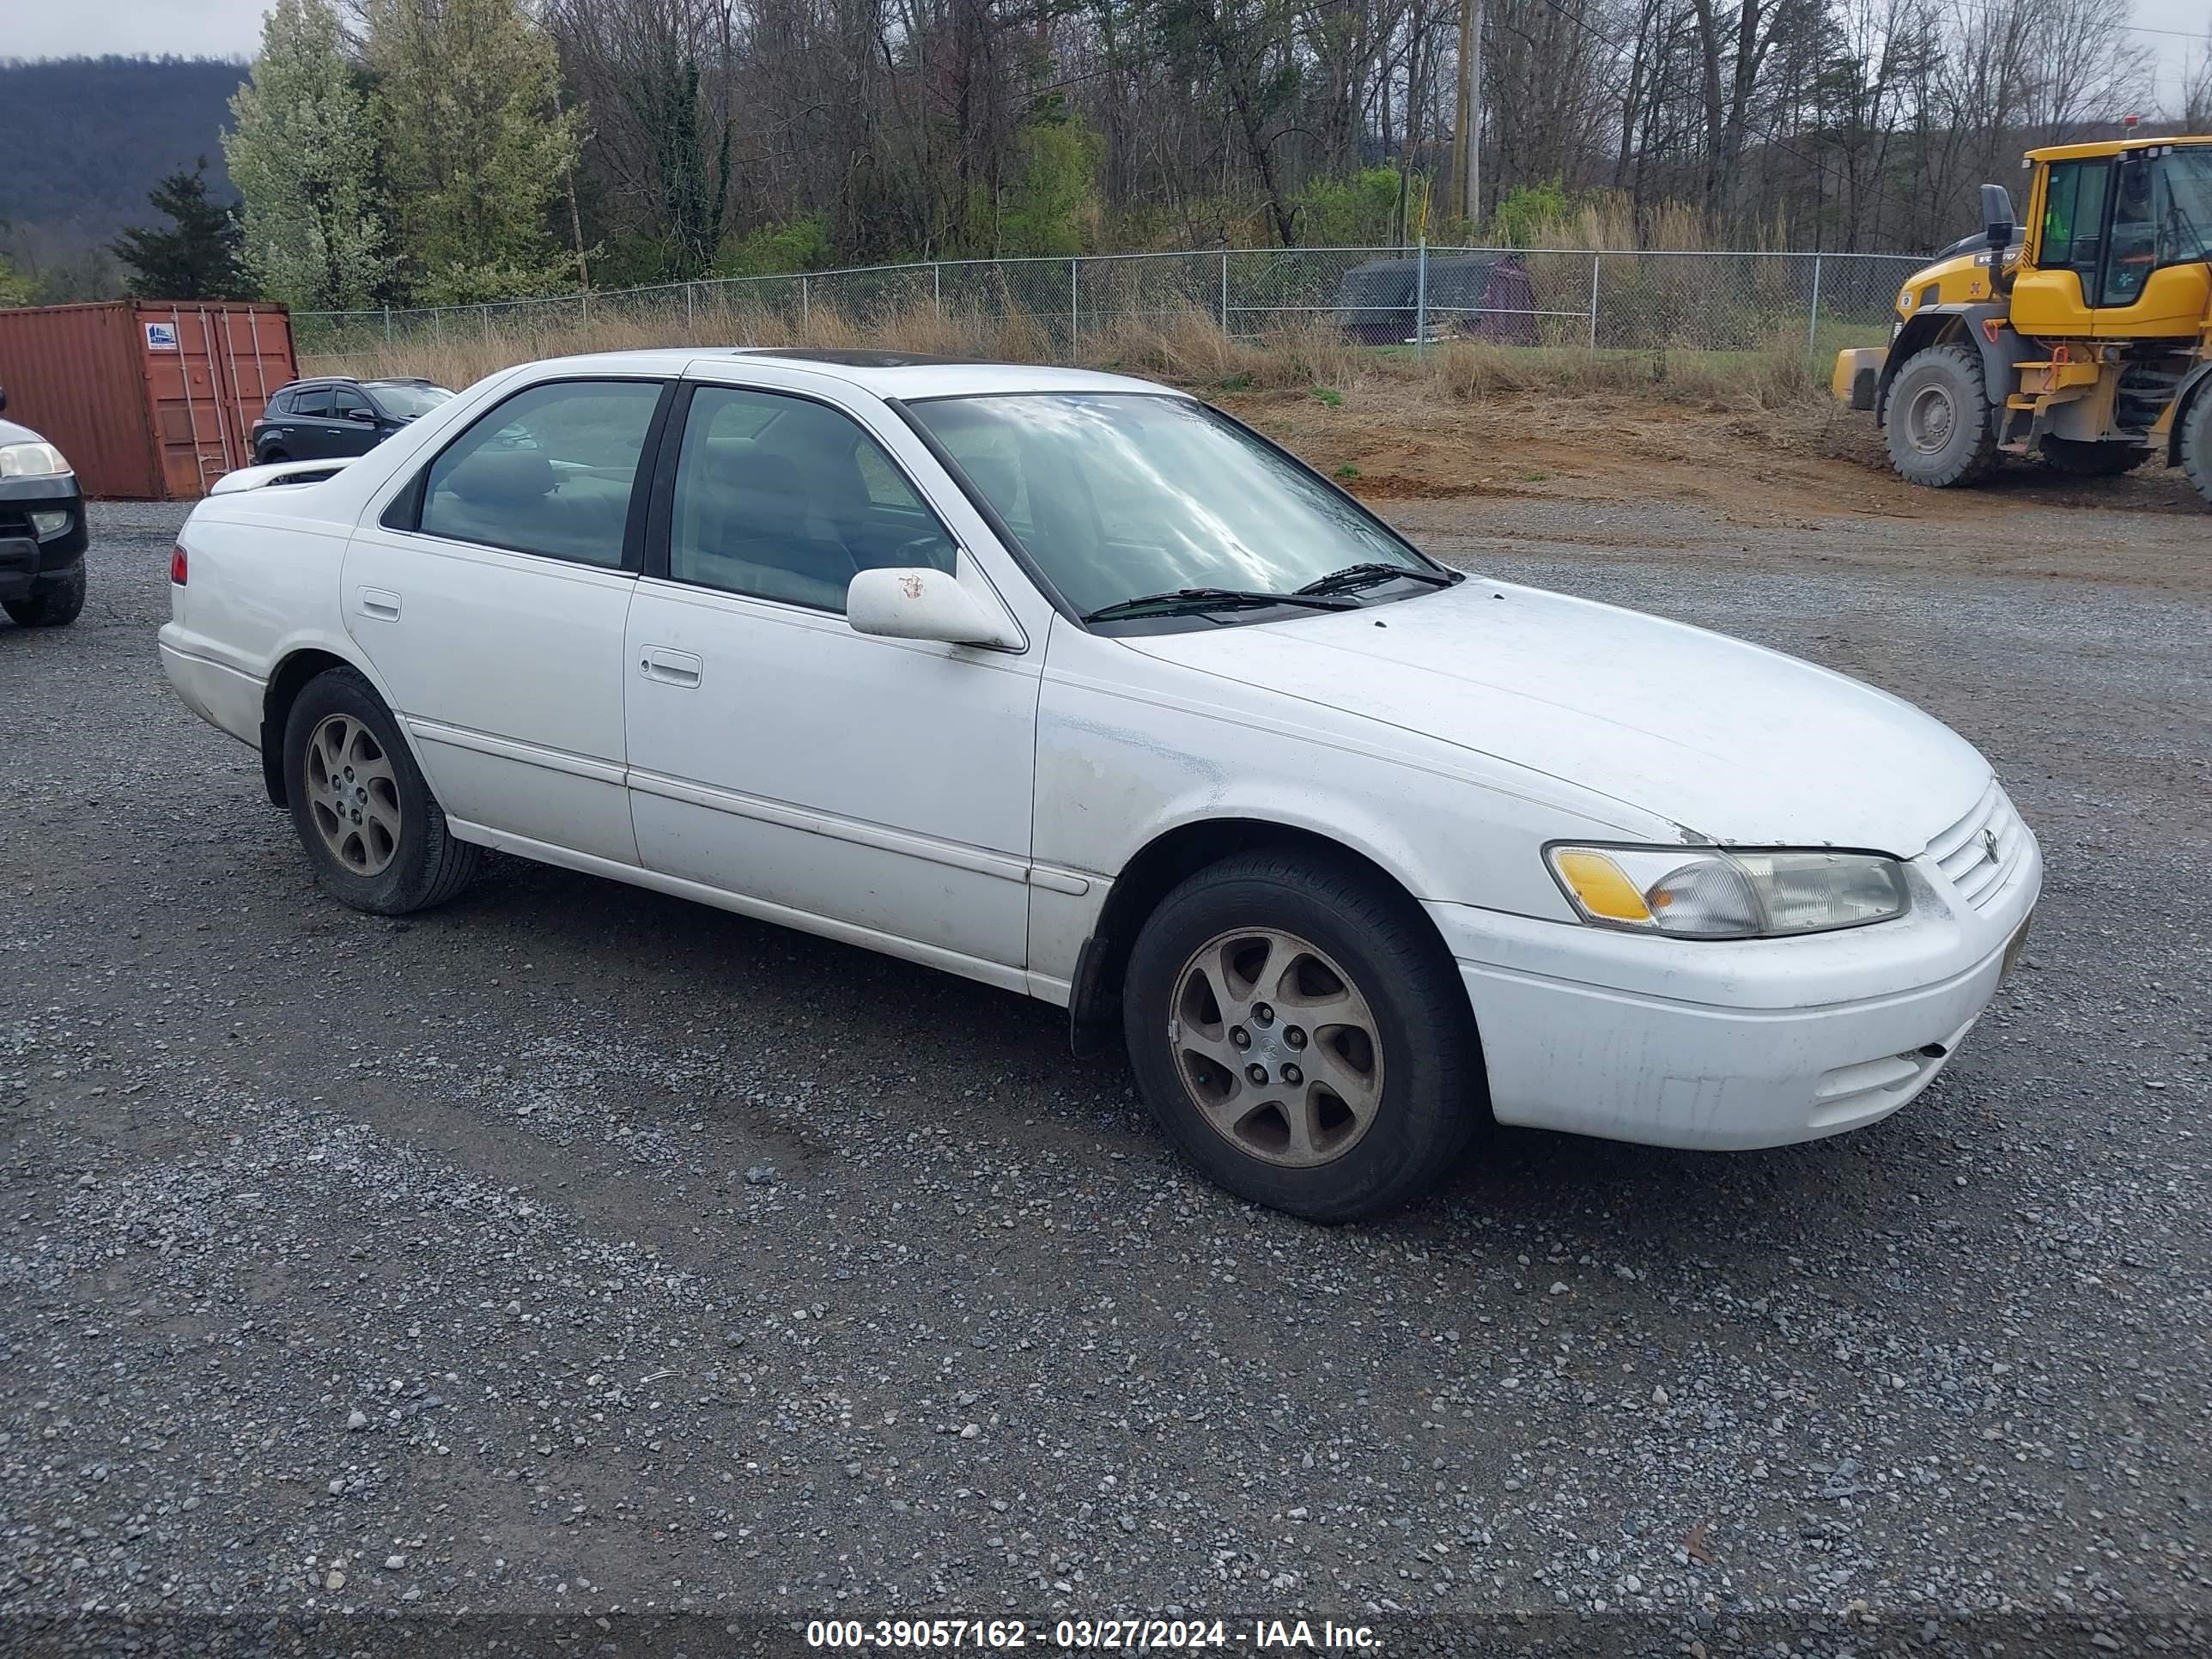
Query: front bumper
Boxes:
[
  {"xmin": 1431, "ymin": 823, "xmax": 2042, "ymax": 1151},
  {"xmin": 0, "ymin": 472, "xmax": 88, "ymax": 602}
]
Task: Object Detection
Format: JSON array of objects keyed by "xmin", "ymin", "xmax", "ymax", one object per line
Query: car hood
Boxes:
[
  {"xmin": 1121, "ymin": 578, "xmax": 1990, "ymax": 854},
  {"xmin": 0, "ymin": 416, "xmax": 49, "ymax": 446}
]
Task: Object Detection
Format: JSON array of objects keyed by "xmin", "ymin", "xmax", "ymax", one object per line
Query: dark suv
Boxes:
[
  {"xmin": 0, "ymin": 385, "xmax": 88, "ymax": 629},
  {"xmin": 251, "ymin": 377, "xmax": 455, "ymax": 465}
]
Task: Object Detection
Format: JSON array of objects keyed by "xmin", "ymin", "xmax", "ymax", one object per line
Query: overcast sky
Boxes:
[{"xmin": 9, "ymin": 0, "xmax": 2208, "ymax": 116}]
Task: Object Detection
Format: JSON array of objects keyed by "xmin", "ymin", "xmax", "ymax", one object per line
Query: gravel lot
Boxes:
[{"xmin": 2, "ymin": 494, "xmax": 2207, "ymax": 1656}]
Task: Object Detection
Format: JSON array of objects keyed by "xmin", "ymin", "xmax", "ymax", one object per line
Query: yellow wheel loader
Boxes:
[{"xmin": 1834, "ymin": 136, "xmax": 2212, "ymax": 506}]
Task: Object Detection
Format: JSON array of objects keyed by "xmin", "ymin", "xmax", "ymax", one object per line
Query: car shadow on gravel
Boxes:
[{"xmin": 418, "ymin": 852, "xmax": 1958, "ymax": 1276}]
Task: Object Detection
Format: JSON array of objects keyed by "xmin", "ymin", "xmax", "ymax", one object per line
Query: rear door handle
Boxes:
[
  {"xmin": 640, "ymin": 646, "xmax": 702, "ymax": 688},
  {"xmin": 356, "ymin": 586, "xmax": 401, "ymax": 620}
]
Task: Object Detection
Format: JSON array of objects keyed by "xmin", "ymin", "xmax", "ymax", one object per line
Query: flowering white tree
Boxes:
[{"xmin": 222, "ymin": 0, "xmax": 395, "ymax": 310}]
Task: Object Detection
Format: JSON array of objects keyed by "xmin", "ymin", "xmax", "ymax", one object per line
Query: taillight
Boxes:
[{"xmin": 170, "ymin": 544, "xmax": 188, "ymax": 585}]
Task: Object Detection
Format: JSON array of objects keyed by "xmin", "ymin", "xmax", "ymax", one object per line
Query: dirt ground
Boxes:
[{"xmin": 1228, "ymin": 388, "xmax": 2211, "ymax": 593}]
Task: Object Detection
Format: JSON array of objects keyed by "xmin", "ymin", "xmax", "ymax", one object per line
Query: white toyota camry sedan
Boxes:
[{"xmin": 160, "ymin": 349, "xmax": 2040, "ymax": 1219}]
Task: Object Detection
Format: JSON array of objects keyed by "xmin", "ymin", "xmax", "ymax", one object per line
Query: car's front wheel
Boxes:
[
  {"xmin": 1122, "ymin": 850, "xmax": 1483, "ymax": 1221},
  {"xmin": 282, "ymin": 666, "xmax": 481, "ymax": 915}
]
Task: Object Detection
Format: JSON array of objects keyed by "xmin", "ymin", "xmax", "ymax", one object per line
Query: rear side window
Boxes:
[
  {"xmin": 291, "ymin": 386, "xmax": 335, "ymax": 418},
  {"xmin": 418, "ymin": 380, "xmax": 663, "ymax": 568}
]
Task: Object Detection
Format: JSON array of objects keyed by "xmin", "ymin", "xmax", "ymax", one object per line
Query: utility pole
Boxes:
[{"xmin": 1451, "ymin": 0, "xmax": 1483, "ymax": 231}]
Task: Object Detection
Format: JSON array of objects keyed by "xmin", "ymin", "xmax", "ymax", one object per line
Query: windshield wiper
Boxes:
[
  {"xmin": 1295, "ymin": 561, "xmax": 1460, "ymax": 597},
  {"xmin": 1082, "ymin": 586, "xmax": 1361, "ymax": 623}
]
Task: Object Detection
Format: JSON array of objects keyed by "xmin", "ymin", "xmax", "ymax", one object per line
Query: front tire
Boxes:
[
  {"xmin": 2182, "ymin": 392, "xmax": 2212, "ymax": 509},
  {"xmin": 1121, "ymin": 850, "xmax": 1483, "ymax": 1221},
  {"xmin": 3, "ymin": 563, "xmax": 85, "ymax": 628},
  {"xmin": 2039, "ymin": 436, "xmax": 2150, "ymax": 477},
  {"xmin": 282, "ymin": 666, "xmax": 480, "ymax": 915},
  {"xmin": 1883, "ymin": 343, "xmax": 1998, "ymax": 487}
]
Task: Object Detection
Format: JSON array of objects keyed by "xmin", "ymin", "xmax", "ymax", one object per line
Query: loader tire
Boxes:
[
  {"xmin": 2039, "ymin": 437, "xmax": 2150, "ymax": 477},
  {"xmin": 2044, "ymin": 438, "xmax": 2149, "ymax": 477},
  {"xmin": 2183, "ymin": 391, "xmax": 2212, "ymax": 510},
  {"xmin": 1884, "ymin": 343, "xmax": 1998, "ymax": 488}
]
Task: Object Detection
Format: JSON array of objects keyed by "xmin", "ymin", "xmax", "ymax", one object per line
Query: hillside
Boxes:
[{"xmin": 0, "ymin": 56, "xmax": 248, "ymax": 290}]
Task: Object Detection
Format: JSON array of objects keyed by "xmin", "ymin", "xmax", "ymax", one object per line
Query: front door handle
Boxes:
[
  {"xmin": 356, "ymin": 586, "xmax": 401, "ymax": 620},
  {"xmin": 639, "ymin": 646, "xmax": 702, "ymax": 688}
]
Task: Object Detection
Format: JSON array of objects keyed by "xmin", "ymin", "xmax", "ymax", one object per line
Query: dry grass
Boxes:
[{"xmin": 302, "ymin": 296, "xmax": 1826, "ymax": 415}]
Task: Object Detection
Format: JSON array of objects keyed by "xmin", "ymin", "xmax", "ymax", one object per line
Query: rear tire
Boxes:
[
  {"xmin": 258, "ymin": 447, "xmax": 289, "ymax": 465},
  {"xmin": 2182, "ymin": 392, "xmax": 2212, "ymax": 509},
  {"xmin": 3, "ymin": 563, "xmax": 85, "ymax": 628},
  {"xmin": 1883, "ymin": 343, "xmax": 1998, "ymax": 487},
  {"xmin": 282, "ymin": 666, "xmax": 481, "ymax": 915},
  {"xmin": 2039, "ymin": 436, "xmax": 2150, "ymax": 477},
  {"xmin": 1121, "ymin": 850, "xmax": 1483, "ymax": 1222}
]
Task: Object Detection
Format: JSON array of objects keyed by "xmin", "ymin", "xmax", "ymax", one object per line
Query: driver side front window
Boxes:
[{"xmin": 665, "ymin": 386, "xmax": 957, "ymax": 614}]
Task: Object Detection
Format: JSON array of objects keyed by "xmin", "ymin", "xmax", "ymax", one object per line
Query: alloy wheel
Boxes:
[
  {"xmin": 1168, "ymin": 927, "xmax": 1386, "ymax": 1168},
  {"xmin": 304, "ymin": 713, "xmax": 403, "ymax": 876}
]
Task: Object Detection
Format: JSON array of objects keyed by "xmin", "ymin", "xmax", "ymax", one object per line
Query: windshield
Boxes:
[
  {"xmin": 905, "ymin": 392, "xmax": 1437, "ymax": 622},
  {"xmin": 367, "ymin": 381, "xmax": 455, "ymax": 419}
]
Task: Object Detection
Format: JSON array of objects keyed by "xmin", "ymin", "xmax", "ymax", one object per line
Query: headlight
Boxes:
[
  {"xmin": 0, "ymin": 441, "xmax": 70, "ymax": 480},
  {"xmin": 1547, "ymin": 845, "xmax": 1909, "ymax": 939}
]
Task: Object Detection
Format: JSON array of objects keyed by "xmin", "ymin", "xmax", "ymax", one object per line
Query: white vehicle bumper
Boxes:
[
  {"xmin": 159, "ymin": 624, "xmax": 264, "ymax": 747},
  {"xmin": 1430, "ymin": 827, "xmax": 2042, "ymax": 1151}
]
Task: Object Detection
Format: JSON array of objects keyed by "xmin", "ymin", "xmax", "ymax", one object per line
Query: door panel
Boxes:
[
  {"xmin": 2092, "ymin": 261, "xmax": 2212, "ymax": 338},
  {"xmin": 343, "ymin": 533, "xmax": 642, "ymax": 860},
  {"xmin": 340, "ymin": 377, "xmax": 668, "ymax": 864},
  {"xmin": 623, "ymin": 580, "xmax": 1037, "ymax": 966}
]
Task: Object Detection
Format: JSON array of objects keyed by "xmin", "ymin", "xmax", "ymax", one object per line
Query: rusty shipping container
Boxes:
[{"xmin": 0, "ymin": 300, "xmax": 297, "ymax": 501}]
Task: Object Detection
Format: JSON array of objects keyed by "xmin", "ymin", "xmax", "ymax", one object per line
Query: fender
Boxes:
[
  {"xmin": 1876, "ymin": 305, "xmax": 2037, "ymax": 429},
  {"xmin": 2166, "ymin": 359, "xmax": 2212, "ymax": 466},
  {"xmin": 258, "ymin": 629, "xmax": 438, "ymax": 807}
]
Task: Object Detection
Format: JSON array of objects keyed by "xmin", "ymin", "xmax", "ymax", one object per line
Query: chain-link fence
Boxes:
[{"xmin": 295, "ymin": 246, "xmax": 1926, "ymax": 363}]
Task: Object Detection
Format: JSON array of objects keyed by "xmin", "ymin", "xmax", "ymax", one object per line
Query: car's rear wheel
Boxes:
[
  {"xmin": 3, "ymin": 563, "xmax": 84, "ymax": 628},
  {"xmin": 282, "ymin": 666, "xmax": 480, "ymax": 915},
  {"xmin": 258, "ymin": 447, "xmax": 289, "ymax": 465},
  {"xmin": 1121, "ymin": 850, "xmax": 1482, "ymax": 1221}
]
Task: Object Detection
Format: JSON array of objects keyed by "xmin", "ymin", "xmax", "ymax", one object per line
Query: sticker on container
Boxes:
[{"xmin": 145, "ymin": 322, "xmax": 179, "ymax": 351}]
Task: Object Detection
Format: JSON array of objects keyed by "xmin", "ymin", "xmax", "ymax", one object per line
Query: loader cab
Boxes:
[{"xmin": 2013, "ymin": 139, "xmax": 2212, "ymax": 339}]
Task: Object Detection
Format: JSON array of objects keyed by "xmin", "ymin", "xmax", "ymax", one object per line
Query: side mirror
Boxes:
[
  {"xmin": 1980, "ymin": 183, "xmax": 2015, "ymax": 251},
  {"xmin": 343, "ymin": 407, "xmax": 377, "ymax": 422},
  {"xmin": 847, "ymin": 567, "xmax": 1020, "ymax": 650}
]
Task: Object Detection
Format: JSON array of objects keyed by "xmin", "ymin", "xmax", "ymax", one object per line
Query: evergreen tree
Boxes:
[
  {"xmin": 365, "ymin": 0, "xmax": 583, "ymax": 305},
  {"xmin": 222, "ymin": 0, "xmax": 396, "ymax": 310},
  {"xmin": 112, "ymin": 158, "xmax": 252, "ymax": 300}
]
